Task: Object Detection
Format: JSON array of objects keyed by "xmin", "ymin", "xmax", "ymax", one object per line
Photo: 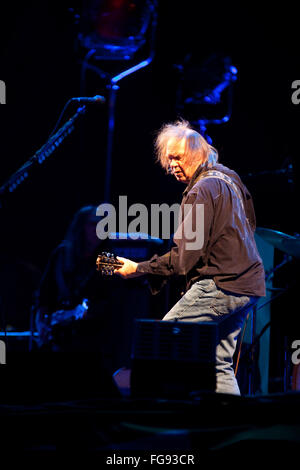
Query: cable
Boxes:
[
  {"xmin": 235, "ymin": 312, "xmax": 250, "ymax": 376},
  {"xmin": 46, "ymin": 97, "xmax": 74, "ymax": 141}
]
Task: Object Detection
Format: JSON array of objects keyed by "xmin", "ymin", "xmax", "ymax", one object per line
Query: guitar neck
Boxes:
[{"xmin": 96, "ymin": 252, "xmax": 123, "ymax": 275}]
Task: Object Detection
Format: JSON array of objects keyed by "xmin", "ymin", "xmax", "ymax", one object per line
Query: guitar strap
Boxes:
[
  {"xmin": 196, "ymin": 170, "xmax": 253, "ymax": 378},
  {"xmin": 197, "ymin": 169, "xmax": 247, "ymax": 216}
]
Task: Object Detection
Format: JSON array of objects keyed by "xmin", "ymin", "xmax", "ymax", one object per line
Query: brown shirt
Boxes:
[{"xmin": 137, "ymin": 163, "xmax": 266, "ymax": 297}]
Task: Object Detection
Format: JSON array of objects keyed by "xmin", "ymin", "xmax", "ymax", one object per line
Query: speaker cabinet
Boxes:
[{"xmin": 130, "ymin": 319, "xmax": 218, "ymax": 399}]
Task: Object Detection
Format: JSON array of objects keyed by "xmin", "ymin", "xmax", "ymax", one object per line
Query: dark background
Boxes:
[{"xmin": 0, "ymin": 1, "xmax": 299, "ymax": 389}]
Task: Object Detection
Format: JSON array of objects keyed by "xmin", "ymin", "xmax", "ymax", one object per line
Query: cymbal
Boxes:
[{"xmin": 256, "ymin": 227, "xmax": 300, "ymax": 258}]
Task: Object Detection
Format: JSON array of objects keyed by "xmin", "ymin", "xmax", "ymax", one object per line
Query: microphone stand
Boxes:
[
  {"xmin": 0, "ymin": 105, "xmax": 86, "ymax": 205},
  {"xmin": 0, "ymin": 103, "xmax": 87, "ymax": 348}
]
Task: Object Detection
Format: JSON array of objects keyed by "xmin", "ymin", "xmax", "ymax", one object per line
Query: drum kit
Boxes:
[
  {"xmin": 254, "ymin": 227, "xmax": 300, "ymax": 392},
  {"xmin": 255, "ymin": 227, "xmax": 300, "ymax": 260}
]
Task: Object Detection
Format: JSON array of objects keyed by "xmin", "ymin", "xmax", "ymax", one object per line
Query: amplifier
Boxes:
[{"xmin": 130, "ymin": 319, "xmax": 218, "ymax": 398}]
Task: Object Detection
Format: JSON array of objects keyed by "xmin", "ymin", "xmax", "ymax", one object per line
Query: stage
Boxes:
[{"xmin": 0, "ymin": 391, "xmax": 299, "ymax": 461}]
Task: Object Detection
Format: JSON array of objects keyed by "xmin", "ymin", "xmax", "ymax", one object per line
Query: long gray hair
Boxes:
[{"xmin": 155, "ymin": 119, "xmax": 218, "ymax": 172}]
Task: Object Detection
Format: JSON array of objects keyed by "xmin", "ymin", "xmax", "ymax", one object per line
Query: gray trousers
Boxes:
[{"xmin": 163, "ymin": 279, "xmax": 257, "ymax": 395}]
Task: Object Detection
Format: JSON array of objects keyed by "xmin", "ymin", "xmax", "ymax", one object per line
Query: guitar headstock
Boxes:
[{"xmin": 96, "ymin": 252, "xmax": 124, "ymax": 276}]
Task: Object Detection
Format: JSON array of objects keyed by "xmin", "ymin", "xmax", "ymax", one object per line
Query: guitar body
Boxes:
[
  {"xmin": 50, "ymin": 299, "xmax": 89, "ymax": 327},
  {"xmin": 36, "ymin": 251, "xmax": 123, "ymax": 346},
  {"xmin": 36, "ymin": 299, "xmax": 89, "ymax": 347}
]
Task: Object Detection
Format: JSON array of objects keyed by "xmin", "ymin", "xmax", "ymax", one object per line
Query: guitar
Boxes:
[
  {"xmin": 96, "ymin": 252, "xmax": 123, "ymax": 275},
  {"xmin": 49, "ymin": 299, "xmax": 89, "ymax": 327},
  {"xmin": 36, "ymin": 299, "xmax": 89, "ymax": 346}
]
